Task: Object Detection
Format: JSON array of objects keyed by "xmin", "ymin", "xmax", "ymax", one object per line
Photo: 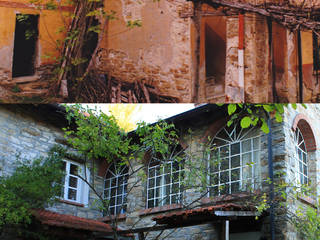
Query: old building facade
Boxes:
[
  {"xmin": 0, "ymin": 104, "xmax": 319, "ymax": 239},
  {"xmin": 0, "ymin": 1, "xmax": 72, "ymax": 98},
  {"xmin": 98, "ymin": 0, "xmax": 320, "ymax": 103},
  {"xmin": 1, "ymin": 0, "xmax": 320, "ymax": 102}
]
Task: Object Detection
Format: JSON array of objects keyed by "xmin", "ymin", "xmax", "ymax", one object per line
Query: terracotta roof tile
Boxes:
[
  {"xmin": 152, "ymin": 203, "xmax": 253, "ymax": 224},
  {"xmin": 32, "ymin": 209, "xmax": 112, "ymax": 233}
]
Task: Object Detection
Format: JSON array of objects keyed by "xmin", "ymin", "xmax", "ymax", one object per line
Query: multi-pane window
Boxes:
[
  {"xmin": 104, "ymin": 163, "xmax": 129, "ymax": 215},
  {"xmin": 209, "ymin": 124, "xmax": 260, "ymax": 196},
  {"xmin": 147, "ymin": 159, "xmax": 183, "ymax": 208},
  {"xmin": 294, "ymin": 127, "xmax": 308, "ymax": 185},
  {"xmin": 62, "ymin": 160, "xmax": 88, "ymax": 204}
]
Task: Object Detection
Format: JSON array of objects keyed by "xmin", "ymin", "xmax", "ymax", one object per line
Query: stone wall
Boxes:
[
  {"xmin": 98, "ymin": 0, "xmax": 194, "ymax": 102},
  {"xmin": 0, "ymin": 106, "xmax": 102, "ymax": 220}
]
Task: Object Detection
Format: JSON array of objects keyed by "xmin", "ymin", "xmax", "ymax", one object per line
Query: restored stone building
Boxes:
[
  {"xmin": 1, "ymin": 104, "xmax": 319, "ymax": 239},
  {"xmin": 106, "ymin": 104, "xmax": 320, "ymax": 240},
  {"xmin": 0, "ymin": 105, "xmax": 117, "ymax": 240}
]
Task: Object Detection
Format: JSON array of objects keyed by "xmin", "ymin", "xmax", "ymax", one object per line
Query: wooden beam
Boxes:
[{"xmin": 201, "ymin": 0, "xmax": 320, "ymax": 34}]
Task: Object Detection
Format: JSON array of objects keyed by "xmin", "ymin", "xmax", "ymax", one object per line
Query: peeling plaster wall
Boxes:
[
  {"xmin": 0, "ymin": 0, "xmax": 70, "ymax": 83},
  {"xmin": 99, "ymin": 0, "xmax": 194, "ymax": 102}
]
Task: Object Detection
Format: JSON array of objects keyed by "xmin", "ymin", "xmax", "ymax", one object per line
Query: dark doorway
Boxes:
[{"xmin": 12, "ymin": 14, "xmax": 39, "ymax": 78}]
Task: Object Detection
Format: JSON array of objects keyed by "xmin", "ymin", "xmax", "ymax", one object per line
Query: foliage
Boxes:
[
  {"xmin": 135, "ymin": 120, "xmax": 179, "ymax": 158},
  {"xmin": 0, "ymin": 148, "xmax": 64, "ymax": 229},
  {"xmin": 19, "ymin": 0, "xmax": 144, "ymax": 101},
  {"xmin": 226, "ymin": 103, "xmax": 306, "ymax": 133},
  {"xmin": 294, "ymin": 205, "xmax": 320, "ymax": 240},
  {"xmin": 63, "ymin": 104, "xmax": 131, "ymax": 162}
]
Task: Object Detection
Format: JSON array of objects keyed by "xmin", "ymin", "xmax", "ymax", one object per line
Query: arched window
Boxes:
[
  {"xmin": 292, "ymin": 114, "xmax": 317, "ymax": 187},
  {"xmin": 294, "ymin": 127, "xmax": 308, "ymax": 185},
  {"xmin": 147, "ymin": 159, "xmax": 183, "ymax": 208},
  {"xmin": 209, "ymin": 123, "xmax": 260, "ymax": 196},
  {"xmin": 103, "ymin": 162, "xmax": 129, "ymax": 215}
]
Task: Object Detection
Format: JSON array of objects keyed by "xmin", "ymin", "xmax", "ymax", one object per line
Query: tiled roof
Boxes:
[
  {"xmin": 32, "ymin": 209, "xmax": 112, "ymax": 233},
  {"xmin": 152, "ymin": 203, "xmax": 254, "ymax": 224}
]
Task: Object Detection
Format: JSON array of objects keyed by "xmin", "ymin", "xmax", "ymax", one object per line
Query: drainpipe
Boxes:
[
  {"xmin": 267, "ymin": 115, "xmax": 275, "ymax": 240},
  {"xmin": 238, "ymin": 13, "xmax": 245, "ymax": 102},
  {"xmin": 297, "ymin": 29, "xmax": 303, "ymax": 103}
]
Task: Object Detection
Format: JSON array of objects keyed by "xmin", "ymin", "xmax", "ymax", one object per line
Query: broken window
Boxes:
[
  {"xmin": 201, "ymin": 16, "xmax": 226, "ymax": 98},
  {"xmin": 12, "ymin": 14, "xmax": 39, "ymax": 78},
  {"xmin": 312, "ymin": 33, "xmax": 320, "ymax": 72}
]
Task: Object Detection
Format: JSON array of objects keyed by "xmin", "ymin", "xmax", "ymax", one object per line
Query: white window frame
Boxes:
[
  {"xmin": 294, "ymin": 127, "xmax": 308, "ymax": 185},
  {"xmin": 209, "ymin": 124, "xmax": 260, "ymax": 196},
  {"xmin": 103, "ymin": 162, "xmax": 129, "ymax": 215},
  {"xmin": 62, "ymin": 160, "xmax": 90, "ymax": 206},
  {"xmin": 147, "ymin": 159, "xmax": 183, "ymax": 208}
]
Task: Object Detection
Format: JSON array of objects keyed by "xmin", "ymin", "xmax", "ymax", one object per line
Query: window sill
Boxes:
[
  {"xmin": 99, "ymin": 213, "xmax": 127, "ymax": 222},
  {"xmin": 58, "ymin": 199, "xmax": 84, "ymax": 207},
  {"xmin": 139, "ymin": 204, "xmax": 182, "ymax": 216}
]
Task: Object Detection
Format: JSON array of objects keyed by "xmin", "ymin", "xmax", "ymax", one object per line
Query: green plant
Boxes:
[{"xmin": 0, "ymin": 148, "xmax": 64, "ymax": 230}]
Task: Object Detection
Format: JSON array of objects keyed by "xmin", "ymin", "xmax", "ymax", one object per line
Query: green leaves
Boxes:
[
  {"xmin": 224, "ymin": 104, "xmax": 303, "ymax": 134},
  {"xmin": 63, "ymin": 104, "xmax": 131, "ymax": 163},
  {"xmin": 0, "ymin": 149, "xmax": 64, "ymax": 228},
  {"xmin": 240, "ymin": 116, "xmax": 251, "ymax": 128},
  {"xmin": 228, "ymin": 104, "xmax": 237, "ymax": 115}
]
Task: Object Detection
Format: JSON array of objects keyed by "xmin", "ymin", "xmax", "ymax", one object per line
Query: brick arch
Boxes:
[
  {"xmin": 98, "ymin": 160, "xmax": 111, "ymax": 177},
  {"xmin": 292, "ymin": 114, "xmax": 316, "ymax": 152},
  {"xmin": 201, "ymin": 117, "xmax": 229, "ymax": 143}
]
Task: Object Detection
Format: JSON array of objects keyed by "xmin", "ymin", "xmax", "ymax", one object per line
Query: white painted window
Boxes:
[
  {"xmin": 209, "ymin": 124, "xmax": 260, "ymax": 196},
  {"xmin": 61, "ymin": 160, "xmax": 89, "ymax": 205},
  {"xmin": 104, "ymin": 163, "xmax": 128, "ymax": 215},
  {"xmin": 147, "ymin": 159, "xmax": 183, "ymax": 208},
  {"xmin": 294, "ymin": 127, "xmax": 308, "ymax": 185}
]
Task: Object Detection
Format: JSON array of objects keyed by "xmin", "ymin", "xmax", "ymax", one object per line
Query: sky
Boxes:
[{"xmin": 85, "ymin": 104, "xmax": 195, "ymax": 124}]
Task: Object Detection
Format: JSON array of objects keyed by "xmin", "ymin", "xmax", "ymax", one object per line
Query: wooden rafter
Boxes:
[{"xmin": 199, "ymin": 0, "xmax": 320, "ymax": 35}]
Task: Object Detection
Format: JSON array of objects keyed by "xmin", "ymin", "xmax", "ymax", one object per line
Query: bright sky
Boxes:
[{"xmin": 85, "ymin": 104, "xmax": 195, "ymax": 124}]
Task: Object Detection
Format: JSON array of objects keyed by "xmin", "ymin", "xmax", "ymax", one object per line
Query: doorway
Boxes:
[{"xmin": 12, "ymin": 14, "xmax": 39, "ymax": 78}]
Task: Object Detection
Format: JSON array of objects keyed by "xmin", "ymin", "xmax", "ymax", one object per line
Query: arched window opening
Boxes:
[
  {"xmin": 294, "ymin": 127, "xmax": 308, "ymax": 185},
  {"xmin": 103, "ymin": 162, "xmax": 129, "ymax": 215},
  {"xmin": 209, "ymin": 123, "xmax": 261, "ymax": 196}
]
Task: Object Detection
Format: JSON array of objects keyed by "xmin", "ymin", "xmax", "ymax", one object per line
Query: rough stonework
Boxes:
[
  {"xmin": 0, "ymin": 106, "xmax": 102, "ymax": 220},
  {"xmin": 2, "ymin": 104, "xmax": 320, "ymax": 239}
]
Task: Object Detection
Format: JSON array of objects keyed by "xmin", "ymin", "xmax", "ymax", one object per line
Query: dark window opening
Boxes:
[
  {"xmin": 312, "ymin": 33, "xmax": 320, "ymax": 72},
  {"xmin": 12, "ymin": 14, "xmax": 39, "ymax": 78},
  {"xmin": 205, "ymin": 17, "xmax": 226, "ymax": 84}
]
